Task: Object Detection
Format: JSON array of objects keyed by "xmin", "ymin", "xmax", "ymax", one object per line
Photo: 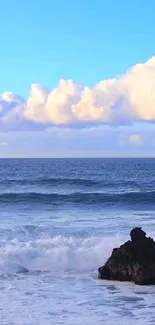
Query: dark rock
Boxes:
[{"xmin": 98, "ymin": 227, "xmax": 155, "ymax": 285}]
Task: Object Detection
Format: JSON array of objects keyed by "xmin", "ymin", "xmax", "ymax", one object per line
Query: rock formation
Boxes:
[{"xmin": 98, "ymin": 227, "xmax": 155, "ymax": 285}]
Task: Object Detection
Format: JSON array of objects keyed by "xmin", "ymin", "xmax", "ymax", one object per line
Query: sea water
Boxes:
[{"xmin": 0, "ymin": 158, "xmax": 155, "ymax": 325}]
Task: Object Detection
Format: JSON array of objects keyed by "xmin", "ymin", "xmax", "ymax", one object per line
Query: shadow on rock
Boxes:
[{"xmin": 98, "ymin": 227, "xmax": 155, "ymax": 285}]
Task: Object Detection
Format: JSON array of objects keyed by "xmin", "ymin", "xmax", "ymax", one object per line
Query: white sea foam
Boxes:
[
  {"xmin": 0, "ymin": 234, "xmax": 126, "ymax": 275},
  {"xmin": 1, "ymin": 234, "xmax": 155, "ymax": 325},
  {"xmin": 1, "ymin": 233, "xmax": 155, "ymax": 325},
  {"xmin": 1, "ymin": 158, "xmax": 155, "ymax": 324}
]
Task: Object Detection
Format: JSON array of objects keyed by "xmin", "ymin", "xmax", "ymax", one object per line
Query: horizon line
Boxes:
[{"xmin": 0, "ymin": 157, "xmax": 155, "ymax": 159}]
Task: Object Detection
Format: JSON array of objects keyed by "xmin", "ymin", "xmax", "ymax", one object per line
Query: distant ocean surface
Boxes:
[{"xmin": 0, "ymin": 158, "xmax": 155, "ymax": 325}]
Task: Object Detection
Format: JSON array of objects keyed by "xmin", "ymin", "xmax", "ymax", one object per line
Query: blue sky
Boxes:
[{"xmin": 0, "ymin": 0, "xmax": 155, "ymax": 157}]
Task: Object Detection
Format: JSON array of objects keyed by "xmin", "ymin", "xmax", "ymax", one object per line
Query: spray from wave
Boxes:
[{"xmin": 0, "ymin": 235, "xmax": 126, "ymax": 275}]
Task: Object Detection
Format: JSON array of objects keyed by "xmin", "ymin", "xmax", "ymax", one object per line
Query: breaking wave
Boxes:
[{"xmin": 0, "ymin": 235, "xmax": 125, "ymax": 275}]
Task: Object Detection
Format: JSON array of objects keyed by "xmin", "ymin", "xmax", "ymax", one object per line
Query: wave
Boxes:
[
  {"xmin": 37, "ymin": 177, "xmax": 98, "ymax": 187},
  {"xmin": 0, "ymin": 177, "xmax": 98, "ymax": 187},
  {"xmin": 0, "ymin": 177, "xmax": 149, "ymax": 191},
  {"xmin": 0, "ymin": 235, "xmax": 125, "ymax": 275},
  {"xmin": 0, "ymin": 190, "xmax": 155, "ymax": 206}
]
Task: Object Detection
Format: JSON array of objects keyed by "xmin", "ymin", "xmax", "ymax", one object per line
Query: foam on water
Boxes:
[
  {"xmin": 0, "ymin": 234, "xmax": 126, "ymax": 275},
  {"xmin": 1, "ymin": 233, "xmax": 155, "ymax": 325},
  {"xmin": 0, "ymin": 158, "xmax": 155, "ymax": 324}
]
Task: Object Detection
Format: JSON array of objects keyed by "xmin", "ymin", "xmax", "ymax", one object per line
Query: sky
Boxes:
[{"xmin": 0, "ymin": 0, "xmax": 155, "ymax": 157}]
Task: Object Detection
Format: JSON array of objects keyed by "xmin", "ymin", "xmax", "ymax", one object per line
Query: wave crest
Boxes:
[
  {"xmin": 0, "ymin": 191, "xmax": 155, "ymax": 206},
  {"xmin": 0, "ymin": 235, "xmax": 125, "ymax": 275}
]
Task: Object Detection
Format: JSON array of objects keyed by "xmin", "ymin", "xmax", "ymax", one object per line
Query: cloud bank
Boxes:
[{"xmin": 1, "ymin": 56, "xmax": 155, "ymax": 131}]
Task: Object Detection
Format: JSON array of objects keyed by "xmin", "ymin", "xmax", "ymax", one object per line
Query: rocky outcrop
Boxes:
[{"xmin": 98, "ymin": 227, "xmax": 155, "ymax": 285}]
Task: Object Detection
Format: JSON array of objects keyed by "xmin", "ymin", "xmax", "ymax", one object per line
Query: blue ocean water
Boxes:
[{"xmin": 0, "ymin": 158, "xmax": 155, "ymax": 325}]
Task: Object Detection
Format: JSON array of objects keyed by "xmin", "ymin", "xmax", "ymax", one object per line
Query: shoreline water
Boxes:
[{"xmin": 0, "ymin": 158, "xmax": 155, "ymax": 324}]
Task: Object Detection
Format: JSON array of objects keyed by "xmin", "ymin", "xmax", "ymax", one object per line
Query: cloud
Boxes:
[
  {"xmin": 1, "ymin": 125, "xmax": 155, "ymax": 157},
  {"xmin": 129, "ymin": 134, "xmax": 143, "ymax": 146},
  {"xmin": 0, "ymin": 141, "xmax": 8, "ymax": 146},
  {"xmin": 1, "ymin": 56, "xmax": 155, "ymax": 131}
]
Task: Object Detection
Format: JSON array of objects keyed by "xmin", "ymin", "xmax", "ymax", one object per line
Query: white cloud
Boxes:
[
  {"xmin": 1, "ymin": 56, "xmax": 155, "ymax": 130},
  {"xmin": 129, "ymin": 134, "xmax": 143, "ymax": 146},
  {"xmin": 1, "ymin": 124, "xmax": 155, "ymax": 157},
  {"xmin": 0, "ymin": 141, "xmax": 8, "ymax": 146}
]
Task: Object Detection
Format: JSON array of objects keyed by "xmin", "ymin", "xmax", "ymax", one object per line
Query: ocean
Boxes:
[{"xmin": 0, "ymin": 158, "xmax": 155, "ymax": 325}]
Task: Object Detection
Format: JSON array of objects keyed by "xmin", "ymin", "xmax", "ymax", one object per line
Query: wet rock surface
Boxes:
[{"xmin": 98, "ymin": 227, "xmax": 155, "ymax": 285}]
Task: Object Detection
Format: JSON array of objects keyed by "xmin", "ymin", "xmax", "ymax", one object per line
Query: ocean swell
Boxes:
[{"xmin": 0, "ymin": 190, "xmax": 155, "ymax": 206}]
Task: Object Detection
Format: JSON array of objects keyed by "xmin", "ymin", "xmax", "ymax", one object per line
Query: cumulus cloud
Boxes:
[{"xmin": 1, "ymin": 56, "xmax": 155, "ymax": 131}]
